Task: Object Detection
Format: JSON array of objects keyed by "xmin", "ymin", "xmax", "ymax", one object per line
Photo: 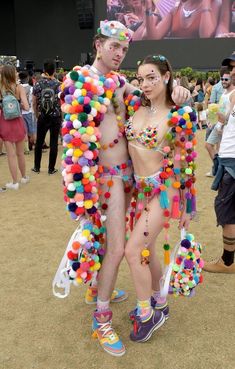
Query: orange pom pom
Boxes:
[{"xmin": 172, "ymin": 181, "xmax": 181, "ymax": 189}]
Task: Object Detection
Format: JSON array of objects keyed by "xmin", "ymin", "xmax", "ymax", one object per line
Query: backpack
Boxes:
[
  {"xmin": 39, "ymin": 80, "xmax": 57, "ymax": 115},
  {"xmin": 1, "ymin": 93, "xmax": 21, "ymax": 120},
  {"xmin": 197, "ymin": 90, "xmax": 205, "ymax": 103}
]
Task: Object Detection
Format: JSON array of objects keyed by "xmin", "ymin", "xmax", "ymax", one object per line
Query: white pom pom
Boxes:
[
  {"xmin": 69, "ymin": 270, "xmax": 77, "ymax": 279},
  {"xmin": 76, "ymin": 201, "xmax": 84, "ymax": 207},
  {"xmin": 184, "ymin": 106, "xmax": 193, "ymax": 113},
  {"xmin": 101, "ymin": 215, "xmax": 107, "ymax": 222},
  {"xmin": 73, "ymin": 119, "xmax": 82, "ymax": 129},
  {"xmin": 68, "ymin": 183, "xmax": 76, "ymax": 191},
  {"xmin": 78, "ymin": 235, "xmax": 87, "ymax": 245},
  {"xmin": 91, "ymin": 108, "xmax": 97, "ymax": 117},
  {"xmin": 66, "ymin": 149, "xmax": 73, "ymax": 156},
  {"xmin": 74, "ymin": 89, "xmax": 82, "ymax": 98},
  {"xmin": 82, "ymin": 165, "xmax": 90, "ymax": 174}
]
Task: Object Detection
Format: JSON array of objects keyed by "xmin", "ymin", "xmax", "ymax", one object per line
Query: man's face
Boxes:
[
  {"xmin": 229, "ymin": 60, "xmax": 235, "ymax": 85},
  {"xmin": 98, "ymin": 38, "xmax": 129, "ymax": 70},
  {"xmin": 221, "ymin": 73, "xmax": 232, "ymax": 89}
]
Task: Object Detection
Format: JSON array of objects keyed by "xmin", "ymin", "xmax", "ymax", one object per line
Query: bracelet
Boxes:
[
  {"xmin": 201, "ymin": 8, "xmax": 212, "ymax": 13},
  {"xmin": 145, "ymin": 9, "xmax": 162, "ymax": 20}
]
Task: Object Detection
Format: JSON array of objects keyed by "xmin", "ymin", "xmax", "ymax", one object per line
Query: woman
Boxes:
[
  {"xmin": 0, "ymin": 65, "xmax": 29, "ymax": 189},
  {"xmin": 124, "ymin": 55, "xmax": 197, "ymax": 342},
  {"xmin": 144, "ymin": 0, "xmax": 221, "ymax": 39}
]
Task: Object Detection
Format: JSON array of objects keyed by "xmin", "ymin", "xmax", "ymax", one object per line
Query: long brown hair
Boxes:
[
  {"xmin": 137, "ymin": 55, "xmax": 174, "ymax": 107},
  {"xmin": 0, "ymin": 65, "xmax": 17, "ymax": 95}
]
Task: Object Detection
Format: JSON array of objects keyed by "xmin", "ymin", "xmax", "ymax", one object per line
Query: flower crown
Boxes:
[{"xmin": 98, "ymin": 20, "xmax": 134, "ymax": 42}]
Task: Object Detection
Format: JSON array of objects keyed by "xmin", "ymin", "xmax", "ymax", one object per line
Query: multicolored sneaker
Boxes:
[
  {"xmin": 130, "ymin": 310, "xmax": 165, "ymax": 343},
  {"xmin": 92, "ymin": 310, "xmax": 126, "ymax": 356},
  {"xmin": 85, "ymin": 286, "xmax": 128, "ymax": 305},
  {"xmin": 129, "ymin": 296, "xmax": 169, "ymax": 321}
]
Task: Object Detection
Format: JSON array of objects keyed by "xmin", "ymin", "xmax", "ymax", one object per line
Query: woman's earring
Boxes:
[
  {"xmin": 97, "ymin": 53, "xmax": 102, "ymax": 61},
  {"xmin": 165, "ymin": 80, "xmax": 169, "ymax": 85}
]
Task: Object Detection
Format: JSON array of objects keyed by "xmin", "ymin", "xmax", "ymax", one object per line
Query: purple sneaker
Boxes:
[
  {"xmin": 129, "ymin": 296, "xmax": 169, "ymax": 321},
  {"xmin": 130, "ymin": 310, "xmax": 165, "ymax": 342}
]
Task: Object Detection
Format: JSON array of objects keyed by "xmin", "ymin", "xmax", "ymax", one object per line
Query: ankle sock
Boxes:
[
  {"xmin": 222, "ymin": 249, "xmax": 234, "ymax": 266},
  {"xmin": 97, "ymin": 298, "xmax": 110, "ymax": 312},
  {"xmin": 152, "ymin": 290, "xmax": 167, "ymax": 305},
  {"xmin": 137, "ymin": 299, "xmax": 153, "ymax": 322}
]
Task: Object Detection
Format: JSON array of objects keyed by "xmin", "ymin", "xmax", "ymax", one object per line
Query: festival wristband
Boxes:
[{"xmin": 145, "ymin": 9, "xmax": 162, "ymax": 20}]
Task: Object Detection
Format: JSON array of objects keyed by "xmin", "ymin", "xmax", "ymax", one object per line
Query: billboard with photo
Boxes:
[{"xmin": 107, "ymin": 0, "xmax": 235, "ymax": 41}]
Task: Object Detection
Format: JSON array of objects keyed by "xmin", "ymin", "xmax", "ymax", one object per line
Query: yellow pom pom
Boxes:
[
  {"xmin": 93, "ymin": 262, "xmax": 101, "ymax": 271},
  {"xmin": 183, "ymin": 113, "xmax": 190, "ymax": 120},
  {"xmin": 84, "ymin": 200, "xmax": 93, "ymax": 209},
  {"xmin": 82, "ymin": 230, "xmax": 90, "ymax": 238},
  {"xmin": 81, "ymin": 89, "xmax": 87, "ymax": 96},
  {"xmin": 73, "ymin": 149, "xmax": 83, "ymax": 157},
  {"xmin": 106, "ymin": 90, "xmax": 113, "ymax": 99},
  {"xmin": 172, "ymin": 111, "xmax": 179, "ymax": 117},
  {"xmin": 67, "ymin": 143, "xmax": 73, "ymax": 149},
  {"xmin": 72, "ymin": 100, "xmax": 78, "ymax": 106},
  {"xmin": 76, "ymin": 277, "xmax": 83, "ymax": 284},
  {"xmin": 94, "ymin": 102, "xmax": 101, "ymax": 110},
  {"xmin": 83, "ymin": 172, "xmax": 91, "ymax": 178},
  {"xmin": 141, "ymin": 249, "xmax": 150, "ymax": 257},
  {"xmin": 70, "ymin": 114, "xmax": 78, "ymax": 121},
  {"xmin": 86, "ymin": 126, "xmax": 94, "ymax": 135},
  {"xmin": 69, "ymin": 129, "xmax": 76, "ymax": 135}
]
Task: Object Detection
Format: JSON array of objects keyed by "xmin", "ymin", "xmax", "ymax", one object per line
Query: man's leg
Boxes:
[
  {"xmin": 92, "ymin": 178, "xmax": 126, "ymax": 356},
  {"xmin": 33, "ymin": 116, "xmax": 48, "ymax": 172},
  {"xmin": 48, "ymin": 118, "xmax": 60, "ymax": 173}
]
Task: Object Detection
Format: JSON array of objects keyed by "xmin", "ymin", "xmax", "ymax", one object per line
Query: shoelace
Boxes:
[{"xmin": 98, "ymin": 321, "xmax": 117, "ymax": 341}]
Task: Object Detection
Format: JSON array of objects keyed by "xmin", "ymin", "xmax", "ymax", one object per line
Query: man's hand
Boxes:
[{"xmin": 171, "ymin": 86, "xmax": 190, "ymax": 105}]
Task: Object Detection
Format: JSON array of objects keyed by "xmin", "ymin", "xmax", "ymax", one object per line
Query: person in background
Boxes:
[
  {"xmin": 203, "ymin": 52, "xmax": 235, "ymax": 274},
  {"xmin": 0, "ymin": 65, "xmax": 30, "ymax": 190},
  {"xmin": 0, "ymin": 137, "xmax": 6, "ymax": 156},
  {"xmin": 32, "ymin": 60, "xmax": 61, "ymax": 174},
  {"xmin": 18, "ymin": 70, "xmax": 36, "ymax": 154},
  {"xmin": 129, "ymin": 76, "xmax": 140, "ymax": 88},
  {"xmin": 204, "ymin": 77, "xmax": 215, "ymax": 107},
  {"xmin": 192, "ymin": 78, "xmax": 205, "ymax": 130},
  {"xmin": 216, "ymin": 0, "xmax": 235, "ymax": 37}
]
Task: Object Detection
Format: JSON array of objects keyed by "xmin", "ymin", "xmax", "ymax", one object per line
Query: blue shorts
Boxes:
[{"xmin": 22, "ymin": 113, "xmax": 36, "ymax": 135}]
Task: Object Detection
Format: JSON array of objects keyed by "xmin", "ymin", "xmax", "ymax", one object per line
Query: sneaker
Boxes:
[
  {"xmin": 20, "ymin": 176, "xmax": 30, "ymax": 184},
  {"xmin": 85, "ymin": 286, "xmax": 128, "ymax": 305},
  {"xmin": 0, "ymin": 152, "xmax": 6, "ymax": 156},
  {"xmin": 129, "ymin": 296, "xmax": 169, "ymax": 321},
  {"xmin": 205, "ymin": 171, "xmax": 214, "ymax": 177},
  {"xmin": 92, "ymin": 310, "xmax": 125, "ymax": 356},
  {"xmin": 130, "ymin": 310, "xmax": 165, "ymax": 343},
  {"xmin": 48, "ymin": 169, "xmax": 58, "ymax": 175},
  {"xmin": 203, "ymin": 258, "xmax": 235, "ymax": 274},
  {"xmin": 6, "ymin": 182, "xmax": 19, "ymax": 190},
  {"xmin": 0, "ymin": 187, "xmax": 6, "ymax": 192},
  {"xmin": 24, "ymin": 150, "xmax": 30, "ymax": 155},
  {"xmin": 31, "ymin": 168, "xmax": 40, "ymax": 173}
]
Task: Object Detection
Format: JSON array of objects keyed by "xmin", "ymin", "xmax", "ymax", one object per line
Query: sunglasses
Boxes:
[{"xmin": 221, "ymin": 77, "xmax": 231, "ymax": 82}]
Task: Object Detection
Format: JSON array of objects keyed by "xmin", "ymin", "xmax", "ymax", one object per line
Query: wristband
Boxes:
[
  {"xmin": 201, "ymin": 8, "xmax": 212, "ymax": 13},
  {"xmin": 145, "ymin": 9, "xmax": 162, "ymax": 21}
]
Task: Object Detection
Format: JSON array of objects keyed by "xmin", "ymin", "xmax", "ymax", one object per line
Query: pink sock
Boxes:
[
  {"xmin": 97, "ymin": 298, "xmax": 110, "ymax": 312},
  {"xmin": 152, "ymin": 290, "xmax": 167, "ymax": 305}
]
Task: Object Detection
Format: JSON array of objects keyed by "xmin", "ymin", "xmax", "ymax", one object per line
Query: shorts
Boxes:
[
  {"xmin": 215, "ymin": 171, "xmax": 235, "ymax": 226},
  {"xmin": 206, "ymin": 124, "xmax": 222, "ymax": 145},
  {"xmin": 205, "ymin": 125, "xmax": 215, "ymax": 141},
  {"xmin": 100, "ymin": 159, "xmax": 134, "ymax": 191},
  {"xmin": 22, "ymin": 113, "xmax": 36, "ymax": 135},
  {"xmin": 134, "ymin": 171, "xmax": 161, "ymax": 191}
]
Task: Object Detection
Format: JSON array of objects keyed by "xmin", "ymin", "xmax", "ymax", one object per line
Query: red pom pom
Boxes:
[
  {"xmin": 71, "ymin": 164, "xmax": 82, "ymax": 173},
  {"xmin": 102, "ymin": 203, "xmax": 108, "ymax": 210},
  {"xmin": 160, "ymin": 172, "xmax": 168, "ymax": 179},
  {"xmin": 124, "ymin": 187, "xmax": 131, "ymax": 193},
  {"xmin": 199, "ymin": 275, "xmax": 204, "ymax": 283},
  {"xmin": 67, "ymin": 251, "xmax": 77, "ymax": 260},
  {"xmin": 121, "ymin": 163, "xmax": 127, "ymax": 169},
  {"xmin": 84, "ymin": 184, "xmax": 92, "ymax": 192},
  {"xmin": 104, "ymin": 192, "xmax": 111, "ymax": 199},
  {"xmin": 75, "ymin": 207, "xmax": 85, "ymax": 215},
  {"xmin": 163, "ymin": 210, "xmax": 170, "ymax": 217},
  {"xmin": 163, "ymin": 222, "xmax": 170, "ymax": 229},
  {"xmin": 71, "ymin": 138, "xmax": 82, "ymax": 147}
]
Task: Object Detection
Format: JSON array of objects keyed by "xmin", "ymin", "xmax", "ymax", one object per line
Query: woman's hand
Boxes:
[
  {"xmin": 171, "ymin": 86, "xmax": 191, "ymax": 105},
  {"xmin": 178, "ymin": 210, "xmax": 191, "ymax": 230}
]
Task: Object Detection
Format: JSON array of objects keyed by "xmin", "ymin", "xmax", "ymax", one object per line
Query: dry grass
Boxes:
[{"xmin": 0, "ymin": 130, "xmax": 234, "ymax": 369}]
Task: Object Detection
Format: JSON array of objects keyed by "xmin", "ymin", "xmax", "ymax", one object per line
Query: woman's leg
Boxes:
[
  {"xmin": 125, "ymin": 195, "xmax": 164, "ymax": 300},
  {"xmin": 15, "ymin": 140, "xmax": 26, "ymax": 178},
  {"xmin": 4, "ymin": 141, "xmax": 18, "ymax": 183}
]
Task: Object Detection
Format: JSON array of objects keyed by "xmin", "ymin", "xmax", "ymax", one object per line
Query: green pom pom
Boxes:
[
  {"xmin": 79, "ymin": 113, "xmax": 88, "ymax": 123},
  {"xmin": 89, "ymin": 142, "xmax": 97, "ymax": 150},
  {"xmin": 67, "ymin": 190, "xmax": 76, "ymax": 198},
  {"xmin": 70, "ymin": 70, "xmax": 79, "ymax": 81},
  {"xmin": 143, "ymin": 186, "xmax": 151, "ymax": 192},
  {"xmin": 138, "ymin": 193, "xmax": 145, "ymax": 199},
  {"xmin": 163, "ymin": 244, "xmax": 170, "ymax": 251},
  {"xmin": 97, "ymin": 27, "xmax": 101, "ymax": 34}
]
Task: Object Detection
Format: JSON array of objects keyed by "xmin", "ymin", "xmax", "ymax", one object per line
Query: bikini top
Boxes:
[{"xmin": 125, "ymin": 116, "xmax": 167, "ymax": 154}]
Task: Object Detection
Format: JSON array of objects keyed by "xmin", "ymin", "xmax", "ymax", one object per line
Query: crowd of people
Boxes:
[
  {"xmin": 1, "ymin": 17, "xmax": 235, "ymax": 358},
  {"xmin": 107, "ymin": 0, "xmax": 235, "ymax": 40}
]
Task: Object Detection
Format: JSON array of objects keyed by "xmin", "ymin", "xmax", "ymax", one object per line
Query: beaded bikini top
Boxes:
[{"xmin": 125, "ymin": 116, "xmax": 165, "ymax": 152}]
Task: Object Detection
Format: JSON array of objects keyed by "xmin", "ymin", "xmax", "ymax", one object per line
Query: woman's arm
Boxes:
[
  {"xmin": 144, "ymin": 0, "xmax": 173, "ymax": 39},
  {"xmin": 18, "ymin": 85, "xmax": 29, "ymax": 111},
  {"xmin": 216, "ymin": 0, "xmax": 230, "ymax": 36},
  {"xmin": 199, "ymin": 0, "xmax": 221, "ymax": 38}
]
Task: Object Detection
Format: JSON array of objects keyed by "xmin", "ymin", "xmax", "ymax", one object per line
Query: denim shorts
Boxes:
[{"xmin": 23, "ymin": 113, "xmax": 36, "ymax": 135}]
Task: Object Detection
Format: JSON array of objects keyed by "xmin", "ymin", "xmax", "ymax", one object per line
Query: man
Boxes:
[
  {"xmin": 60, "ymin": 20, "xmax": 190, "ymax": 356},
  {"xmin": 32, "ymin": 60, "xmax": 61, "ymax": 174},
  {"xmin": 203, "ymin": 52, "xmax": 235, "ymax": 274},
  {"xmin": 205, "ymin": 67, "xmax": 235, "ymax": 176}
]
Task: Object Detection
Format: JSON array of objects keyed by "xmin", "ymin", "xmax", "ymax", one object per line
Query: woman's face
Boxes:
[{"xmin": 137, "ymin": 63, "xmax": 169, "ymax": 100}]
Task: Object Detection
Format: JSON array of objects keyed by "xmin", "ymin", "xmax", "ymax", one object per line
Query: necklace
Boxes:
[
  {"xmin": 90, "ymin": 65, "xmax": 104, "ymax": 76},
  {"xmin": 149, "ymin": 105, "xmax": 157, "ymax": 114},
  {"xmin": 182, "ymin": 6, "xmax": 197, "ymax": 18}
]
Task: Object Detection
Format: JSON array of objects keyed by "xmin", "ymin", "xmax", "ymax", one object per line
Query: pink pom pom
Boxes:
[
  {"xmin": 185, "ymin": 142, "xmax": 193, "ymax": 149},
  {"xmin": 84, "ymin": 150, "xmax": 94, "ymax": 160}
]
